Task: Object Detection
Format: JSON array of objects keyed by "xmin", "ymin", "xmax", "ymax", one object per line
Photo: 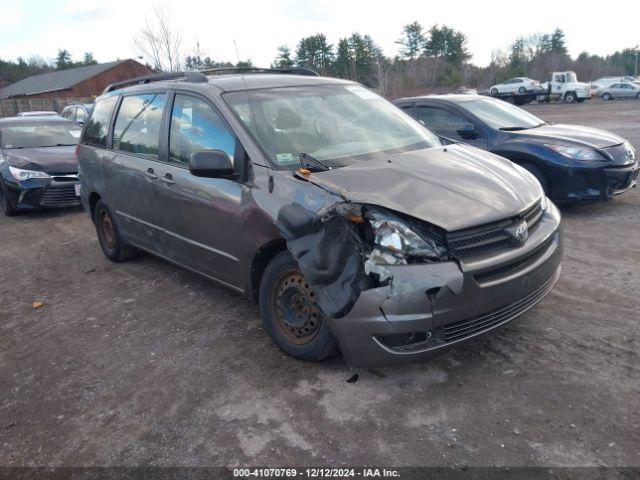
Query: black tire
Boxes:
[
  {"xmin": 259, "ymin": 251, "xmax": 339, "ymax": 362},
  {"xmin": 0, "ymin": 182, "xmax": 18, "ymax": 217},
  {"xmin": 636, "ymin": 92, "xmax": 640, "ymax": 100},
  {"xmin": 94, "ymin": 200, "xmax": 137, "ymax": 262},
  {"xmin": 490, "ymin": 87, "xmax": 499, "ymax": 96},
  {"xmin": 564, "ymin": 92, "xmax": 576, "ymax": 103},
  {"xmin": 518, "ymin": 86, "xmax": 526, "ymax": 94},
  {"xmin": 602, "ymin": 92, "xmax": 612, "ymax": 101},
  {"xmin": 521, "ymin": 163, "xmax": 550, "ymax": 195}
]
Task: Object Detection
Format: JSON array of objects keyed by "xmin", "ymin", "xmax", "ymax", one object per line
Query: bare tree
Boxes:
[{"xmin": 132, "ymin": 4, "xmax": 183, "ymax": 72}]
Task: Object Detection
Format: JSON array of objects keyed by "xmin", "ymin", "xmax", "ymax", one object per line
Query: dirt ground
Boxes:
[{"xmin": 0, "ymin": 99, "xmax": 638, "ymax": 468}]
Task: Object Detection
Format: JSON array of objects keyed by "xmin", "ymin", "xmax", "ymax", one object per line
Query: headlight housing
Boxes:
[
  {"xmin": 540, "ymin": 195, "xmax": 548, "ymax": 212},
  {"xmin": 545, "ymin": 144, "xmax": 605, "ymax": 162},
  {"xmin": 8, "ymin": 166, "xmax": 50, "ymax": 181},
  {"xmin": 623, "ymin": 141, "xmax": 636, "ymax": 161},
  {"xmin": 365, "ymin": 208, "xmax": 448, "ymax": 265}
]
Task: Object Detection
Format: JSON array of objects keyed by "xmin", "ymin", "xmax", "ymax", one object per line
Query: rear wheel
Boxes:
[
  {"xmin": 94, "ymin": 200, "xmax": 137, "ymax": 262},
  {"xmin": 259, "ymin": 251, "xmax": 339, "ymax": 361},
  {"xmin": 521, "ymin": 163, "xmax": 550, "ymax": 195},
  {"xmin": 0, "ymin": 182, "xmax": 17, "ymax": 217}
]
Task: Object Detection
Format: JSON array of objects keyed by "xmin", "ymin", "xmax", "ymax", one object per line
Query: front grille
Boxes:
[
  {"xmin": 473, "ymin": 238, "xmax": 552, "ymax": 284},
  {"xmin": 442, "ymin": 274, "xmax": 556, "ymax": 343},
  {"xmin": 50, "ymin": 173, "xmax": 78, "ymax": 182},
  {"xmin": 446, "ymin": 201, "xmax": 543, "ymax": 259},
  {"xmin": 40, "ymin": 184, "xmax": 80, "ymax": 207}
]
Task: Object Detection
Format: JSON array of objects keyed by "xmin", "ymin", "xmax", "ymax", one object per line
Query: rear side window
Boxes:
[
  {"xmin": 83, "ymin": 96, "xmax": 117, "ymax": 147},
  {"xmin": 76, "ymin": 107, "xmax": 87, "ymax": 122},
  {"xmin": 113, "ymin": 93, "xmax": 166, "ymax": 157},
  {"xmin": 62, "ymin": 107, "xmax": 75, "ymax": 120},
  {"xmin": 169, "ymin": 94, "xmax": 235, "ymax": 165}
]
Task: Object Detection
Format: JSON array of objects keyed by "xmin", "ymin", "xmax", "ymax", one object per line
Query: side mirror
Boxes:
[
  {"xmin": 456, "ymin": 122, "xmax": 478, "ymax": 139},
  {"xmin": 189, "ymin": 150, "xmax": 234, "ymax": 178}
]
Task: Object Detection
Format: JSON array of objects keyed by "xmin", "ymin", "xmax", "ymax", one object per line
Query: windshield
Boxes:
[
  {"xmin": 1, "ymin": 123, "xmax": 81, "ymax": 149},
  {"xmin": 462, "ymin": 98, "xmax": 545, "ymax": 130},
  {"xmin": 567, "ymin": 72, "xmax": 577, "ymax": 83},
  {"xmin": 224, "ymin": 84, "xmax": 441, "ymax": 169}
]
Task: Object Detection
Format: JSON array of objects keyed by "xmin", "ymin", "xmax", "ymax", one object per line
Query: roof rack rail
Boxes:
[
  {"xmin": 199, "ymin": 67, "xmax": 319, "ymax": 77},
  {"xmin": 102, "ymin": 71, "xmax": 208, "ymax": 94},
  {"xmin": 102, "ymin": 67, "xmax": 319, "ymax": 94}
]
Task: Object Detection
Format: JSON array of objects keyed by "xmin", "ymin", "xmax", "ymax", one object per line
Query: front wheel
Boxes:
[
  {"xmin": 602, "ymin": 92, "xmax": 612, "ymax": 101},
  {"xmin": 490, "ymin": 88, "xmax": 499, "ymax": 96},
  {"xmin": 259, "ymin": 251, "xmax": 339, "ymax": 362},
  {"xmin": 564, "ymin": 92, "xmax": 576, "ymax": 103},
  {"xmin": 636, "ymin": 92, "xmax": 640, "ymax": 100},
  {"xmin": 518, "ymin": 86, "xmax": 526, "ymax": 93}
]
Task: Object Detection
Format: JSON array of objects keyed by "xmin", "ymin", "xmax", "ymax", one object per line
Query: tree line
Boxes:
[
  {"xmin": 270, "ymin": 23, "xmax": 636, "ymax": 98},
  {"xmin": 1, "ymin": 14, "xmax": 636, "ymax": 99}
]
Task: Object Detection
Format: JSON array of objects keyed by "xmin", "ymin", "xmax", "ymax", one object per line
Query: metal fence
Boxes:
[{"xmin": 0, "ymin": 97, "xmax": 93, "ymax": 118}]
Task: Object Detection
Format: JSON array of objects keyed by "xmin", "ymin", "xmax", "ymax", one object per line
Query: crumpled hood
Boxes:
[
  {"xmin": 2, "ymin": 146, "xmax": 78, "ymax": 174},
  {"xmin": 513, "ymin": 123, "xmax": 625, "ymax": 149},
  {"xmin": 307, "ymin": 144, "xmax": 542, "ymax": 232}
]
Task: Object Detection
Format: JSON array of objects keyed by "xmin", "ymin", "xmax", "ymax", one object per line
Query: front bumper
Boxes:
[
  {"xmin": 551, "ymin": 161, "xmax": 639, "ymax": 203},
  {"xmin": 2, "ymin": 175, "xmax": 81, "ymax": 211},
  {"xmin": 327, "ymin": 203, "xmax": 562, "ymax": 367}
]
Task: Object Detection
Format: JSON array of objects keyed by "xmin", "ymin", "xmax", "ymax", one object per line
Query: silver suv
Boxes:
[{"xmin": 78, "ymin": 69, "xmax": 562, "ymax": 366}]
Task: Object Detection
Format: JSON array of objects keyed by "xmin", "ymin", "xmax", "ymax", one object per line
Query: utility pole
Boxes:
[{"xmin": 634, "ymin": 46, "xmax": 639, "ymax": 78}]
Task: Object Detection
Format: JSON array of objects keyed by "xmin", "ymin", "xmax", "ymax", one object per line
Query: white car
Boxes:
[
  {"xmin": 490, "ymin": 77, "xmax": 540, "ymax": 95},
  {"xmin": 601, "ymin": 82, "xmax": 640, "ymax": 100}
]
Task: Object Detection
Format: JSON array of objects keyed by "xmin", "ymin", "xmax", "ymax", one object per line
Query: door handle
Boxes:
[
  {"xmin": 159, "ymin": 173, "xmax": 175, "ymax": 185},
  {"xmin": 144, "ymin": 168, "xmax": 158, "ymax": 179}
]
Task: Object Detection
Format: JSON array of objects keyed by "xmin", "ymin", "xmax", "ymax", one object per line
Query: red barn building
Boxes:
[{"xmin": 0, "ymin": 59, "xmax": 152, "ymax": 101}]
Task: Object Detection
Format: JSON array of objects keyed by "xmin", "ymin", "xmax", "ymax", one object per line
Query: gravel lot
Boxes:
[{"xmin": 0, "ymin": 99, "xmax": 638, "ymax": 468}]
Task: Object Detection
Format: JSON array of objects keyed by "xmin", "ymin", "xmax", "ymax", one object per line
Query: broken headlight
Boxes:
[{"xmin": 366, "ymin": 209, "xmax": 448, "ymax": 265}]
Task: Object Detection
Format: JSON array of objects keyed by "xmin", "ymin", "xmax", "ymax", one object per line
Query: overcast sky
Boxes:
[{"xmin": 1, "ymin": 0, "xmax": 638, "ymax": 68}]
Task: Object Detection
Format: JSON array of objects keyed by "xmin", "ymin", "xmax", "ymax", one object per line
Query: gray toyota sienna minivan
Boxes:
[{"xmin": 77, "ymin": 69, "xmax": 562, "ymax": 367}]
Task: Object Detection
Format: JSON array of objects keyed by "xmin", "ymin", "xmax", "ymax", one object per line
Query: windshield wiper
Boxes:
[
  {"xmin": 299, "ymin": 152, "xmax": 330, "ymax": 172},
  {"xmin": 498, "ymin": 126, "xmax": 528, "ymax": 131}
]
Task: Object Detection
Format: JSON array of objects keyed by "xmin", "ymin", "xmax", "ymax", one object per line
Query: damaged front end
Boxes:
[
  {"xmin": 276, "ymin": 200, "xmax": 454, "ymax": 319},
  {"xmin": 275, "ymin": 191, "xmax": 562, "ymax": 367}
]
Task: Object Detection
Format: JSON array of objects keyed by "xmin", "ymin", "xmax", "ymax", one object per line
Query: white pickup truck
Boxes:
[{"xmin": 542, "ymin": 71, "xmax": 592, "ymax": 103}]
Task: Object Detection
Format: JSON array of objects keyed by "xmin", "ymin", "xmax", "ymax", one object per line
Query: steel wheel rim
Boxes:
[
  {"xmin": 100, "ymin": 211, "xmax": 116, "ymax": 250},
  {"xmin": 270, "ymin": 270, "xmax": 323, "ymax": 345}
]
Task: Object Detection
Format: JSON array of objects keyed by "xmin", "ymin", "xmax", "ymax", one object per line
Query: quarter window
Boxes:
[
  {"xmin": 82, "ymin": 96, "xmax": 117, "ymax": 147},
  {"xmin": 113, "ymin": 93, "xmax": 166, "ymax": 157},
  {"xmin": 169, "ymin": 94, "xmax": 236, "ymax": 165}
]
